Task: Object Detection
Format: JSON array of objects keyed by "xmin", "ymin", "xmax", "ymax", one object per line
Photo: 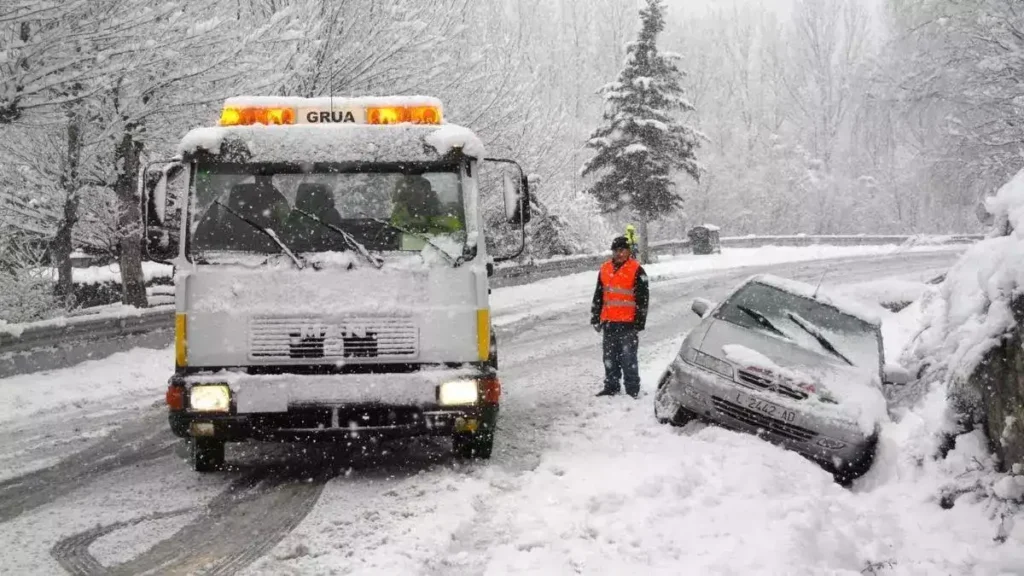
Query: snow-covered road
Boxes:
[{"xmin": 4, "ymin": 246, "xmax": 1022, "ymax": 575}]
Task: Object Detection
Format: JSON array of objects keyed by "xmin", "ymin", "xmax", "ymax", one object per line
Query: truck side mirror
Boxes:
[
  {"xmin": 502, "ymin": 166, "xmax": 531, "ymax": 225},
  {"xmin": 486, "ymin": 157, "xmax": 532, "ymax": 263},
  {"xmin": 141, "ymin": 159, "xmax": 188, "ymax": 263}
]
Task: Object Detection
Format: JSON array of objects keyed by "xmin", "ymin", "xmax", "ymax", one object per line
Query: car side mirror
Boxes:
[
  {"xmin": 141, "ymin": 159, "xmax": 188, "ymax": 263},
  {"xmin": 691, "ymin": 298, "xmax": 713, "ymax": 318},
  {"xmin": 883, "ymin": 363, "xmax": 911, "ymax": 385}
]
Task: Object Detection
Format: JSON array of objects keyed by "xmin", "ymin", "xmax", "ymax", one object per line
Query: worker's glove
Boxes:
[{"xmin": 592, "ymin": 322, "xmax": 603, "ymax": 333}]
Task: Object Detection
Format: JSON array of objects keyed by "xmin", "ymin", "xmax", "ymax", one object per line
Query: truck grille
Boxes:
[
  {"xmin": 711, "ymin": 396, "xmax": 817, "ymax": 443},
  {"xmin": 249, "ymin": 315, "xmax": 418, "ymax": 361},
  {"xmin": 736, "ymin": 369, "xmax": 809, "ymax": 401}
]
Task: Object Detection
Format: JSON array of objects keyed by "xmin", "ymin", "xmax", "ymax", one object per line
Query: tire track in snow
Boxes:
[
  {"xmin": 0, "ymin": 408, "xmax": 176, "ymax": 524},
  {"xmin": 50, "ymin": 467, "xmax": 326, "ymax": 576},
  {"xmin": 51, "ymin": 509, "xmax": 193, "ymax": 576}
]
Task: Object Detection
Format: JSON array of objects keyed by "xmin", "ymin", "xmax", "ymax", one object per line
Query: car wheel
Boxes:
[
  {"xmin": 189, "ymin": 438, "xmax": 225, "ymax": 472},
  {"xmin": 655, "ymin": 370, "xmax": 694, "ymax": 426},
  {"xmin": 833, "ymin": 439, "xmax": 877, "ymax": 486},
  {"xmin": 454, "ymin": 431, "xmax": 494, "ymax": 459},
  {"xmin": 666, "ymin": 406, "xmax": 698, "ymax": 427}
]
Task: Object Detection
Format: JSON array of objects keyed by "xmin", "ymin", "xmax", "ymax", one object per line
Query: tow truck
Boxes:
[{"xmin": 141, "ymin": 96, "xmax": 530, "ymax": 471}]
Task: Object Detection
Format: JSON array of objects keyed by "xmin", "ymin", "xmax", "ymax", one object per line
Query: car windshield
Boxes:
[
  {"xmin": 714, "ymin": 281, "xmax": 881, "ymax": 371},
  {"xmin": 189, "ymin": 163, "xmax": 465, "ymax": 263}
]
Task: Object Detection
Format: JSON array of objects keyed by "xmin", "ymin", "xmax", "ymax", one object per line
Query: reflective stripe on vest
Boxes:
[{"xmin": 599, "ymin": 258, "xmax": 640, "ymax": 323}]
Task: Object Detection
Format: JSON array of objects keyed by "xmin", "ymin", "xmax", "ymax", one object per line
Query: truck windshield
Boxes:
[{"xmin": 190, "ymin": 163, "xmax": 466, "ymax": 262}]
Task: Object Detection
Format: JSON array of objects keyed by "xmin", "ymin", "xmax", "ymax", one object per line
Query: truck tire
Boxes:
[
  {"xmin": 487, "ymin": 329, "xmax": 498, "ymax": 370},
  {"xmin": 189, "ymin": 438, "xmax": 225, "ymax": 472},
  {"xmin": 453, "ymin": 431, "xmax": 494, "ymax": 459}
]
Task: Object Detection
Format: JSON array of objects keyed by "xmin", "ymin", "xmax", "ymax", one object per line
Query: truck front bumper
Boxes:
[
  {"xmin": 169, "ymin": 403, "xmax": 496, "ymax": 442},
  {"xmin": 167, "ymin": 368, "xmax": 498, "ymax": 442}
]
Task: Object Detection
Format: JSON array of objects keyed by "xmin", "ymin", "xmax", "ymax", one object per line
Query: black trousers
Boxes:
[{"xmin": 601, "ymin": 323, "xmax": 640, "ymax": 396}]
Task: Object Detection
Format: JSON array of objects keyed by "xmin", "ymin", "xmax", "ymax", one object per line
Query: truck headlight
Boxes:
[
  {"xmin": 439, "ymin": 380, "xmax": 478, "ymax": 406},
  {"xmin": 189, "ymin": 385, "xmax": 230, "ymax": 412}
]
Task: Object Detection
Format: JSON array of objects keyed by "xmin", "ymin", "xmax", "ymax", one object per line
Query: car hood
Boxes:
[{"xmin": 695, "ymin": 318, "xmax": 888, "ymax": 434}]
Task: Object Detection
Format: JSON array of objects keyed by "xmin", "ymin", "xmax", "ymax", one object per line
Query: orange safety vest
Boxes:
[{"xmin": 599, "ymin": 258, "xmax": 640, "ymax": 323}]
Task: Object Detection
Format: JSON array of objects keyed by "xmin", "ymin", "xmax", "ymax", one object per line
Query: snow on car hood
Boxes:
[{"xmin": 701, "ymin": 320, "xmax": 888, "ymax": 435}]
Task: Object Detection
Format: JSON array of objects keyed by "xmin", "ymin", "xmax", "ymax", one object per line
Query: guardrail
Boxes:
[
  {"xmin": 492, "ymin": 233, "xmax": 984, "ymax": 288},
  {"xmin": 0, "ymin": 233, "xmax": 982, "ymax": 377},
  {"xmin": 0, "ymin": 305, "xmax": 175, "ymax": 354}
]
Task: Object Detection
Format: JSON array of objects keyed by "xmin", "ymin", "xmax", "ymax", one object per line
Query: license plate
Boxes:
[{"xmin": 735, "ymin": 391, "xmax": 796, "ymax": 423}]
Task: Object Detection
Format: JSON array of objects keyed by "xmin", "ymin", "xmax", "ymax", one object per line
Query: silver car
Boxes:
[{"xmin": 654, "ymin": 274, "xmax": 910, "ymax": 482}]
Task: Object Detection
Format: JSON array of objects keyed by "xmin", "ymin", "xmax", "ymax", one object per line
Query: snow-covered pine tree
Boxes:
[{"xmin": 581, "ymin": 0, "xmax": 702, "ymax": 263}]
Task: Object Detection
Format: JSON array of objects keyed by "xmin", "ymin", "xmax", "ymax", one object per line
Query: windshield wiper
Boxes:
[
  {"xmin": 292, "ymin": 208, "xmax": 384, "ymax": 269},
  {"xmin": 786, "ymin": 312, "xmax": 854, "ymax": 366},
  {"xmin": 735, "ymin": 304, "xmax": 790, "ymax": 339},
  {"xmin": 213, "ymin": 200, "xmax": 304, "ymax": 270},
  {"xmin": 370, "ymin": 218, "xmax": 461, "ymax": 266}
]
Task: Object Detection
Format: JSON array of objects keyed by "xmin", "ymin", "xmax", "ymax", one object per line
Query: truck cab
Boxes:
[{"xmin": 142, "ymin": 96, "xmax": 530, "ymax": 471}]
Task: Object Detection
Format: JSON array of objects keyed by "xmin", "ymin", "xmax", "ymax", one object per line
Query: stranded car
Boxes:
[{"xmin": 654, "ymin": 274, "xmax": 910, "ymax": 481}]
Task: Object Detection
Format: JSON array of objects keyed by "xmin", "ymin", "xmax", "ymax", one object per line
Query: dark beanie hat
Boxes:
[{"xmin": 611, "ymin": 236, "xmax": 630, "ymax": 251}]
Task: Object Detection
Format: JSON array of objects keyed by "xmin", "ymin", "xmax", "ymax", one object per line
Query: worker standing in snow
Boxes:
[
  {"xmin": 625, "ymin": 223, "xmax": 639, "ymax": 255},
  {"xmin": 591, "ymin": 236, "xmax": 650, "ymax": 398}
]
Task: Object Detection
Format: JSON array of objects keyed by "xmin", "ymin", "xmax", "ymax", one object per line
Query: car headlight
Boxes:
[
  {"xmin": 189, "ymin": 385, "xmax": 231, "ymax": 412},
  {"xmin": 693, "ymin": 350, "xmax": 734, "ymax": 378},
  {"xmin": 681, "ymin": 345, "xmax": 698, "ymax": 364},
  {"xmin": 439, "ymin": 380, "xmax": 479, "ymax": 406}
]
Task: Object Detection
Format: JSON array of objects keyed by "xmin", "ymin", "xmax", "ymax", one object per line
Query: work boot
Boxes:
[
  {"xmin": 595, "ymin": 389, "xmax": 618, "ymax": 397},
  {"xmin": 626, "ymin": 390, "xmax": 640, "ymax": 399}
]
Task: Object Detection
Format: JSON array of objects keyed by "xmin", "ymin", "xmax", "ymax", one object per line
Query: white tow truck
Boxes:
[{"xmin": 141, "ymin": 96, "xmax": 531, "ymax": 471}]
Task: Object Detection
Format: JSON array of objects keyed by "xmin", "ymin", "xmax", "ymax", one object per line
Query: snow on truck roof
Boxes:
[
  {"xmin": 176, "ymin": 95, "xmax": 486, "ymax": 163},
  {"xmin": 746, "ymin": 274, "xmax": 883, "ymax": 326}
]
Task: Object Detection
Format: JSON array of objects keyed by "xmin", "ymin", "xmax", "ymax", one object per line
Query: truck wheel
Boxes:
[
  {"xmin": 487, "ymin": 329, "xmax": 498, "ymax": 370},
  {"xmin": 189, "ymin": 438, "xmax": 225, "ymax": 472},
  {"xmin": 453, "ymin": 431, "xmax": 494, "ymax": 459}
]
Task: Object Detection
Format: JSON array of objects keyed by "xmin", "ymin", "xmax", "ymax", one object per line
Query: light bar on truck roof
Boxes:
[
  {"xmin": 219, "ymin": 107, "xmax": 295, "ymax": 127},
  {"xmin": 218, "ymin": 96, "xmax": 443, "ymax": 127},
  {"xmin": 366, "ymin": 106, "xmax": 441, "ymax": 125}
]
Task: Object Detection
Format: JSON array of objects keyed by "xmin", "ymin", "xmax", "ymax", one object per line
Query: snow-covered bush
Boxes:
[
  {"xmin": 0, "ymin": 237, "xmax": 63, "ymax": 324},
  {"xmin": 902, "ymin": 168, "xmax": 1024, "ymax": 470}
]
